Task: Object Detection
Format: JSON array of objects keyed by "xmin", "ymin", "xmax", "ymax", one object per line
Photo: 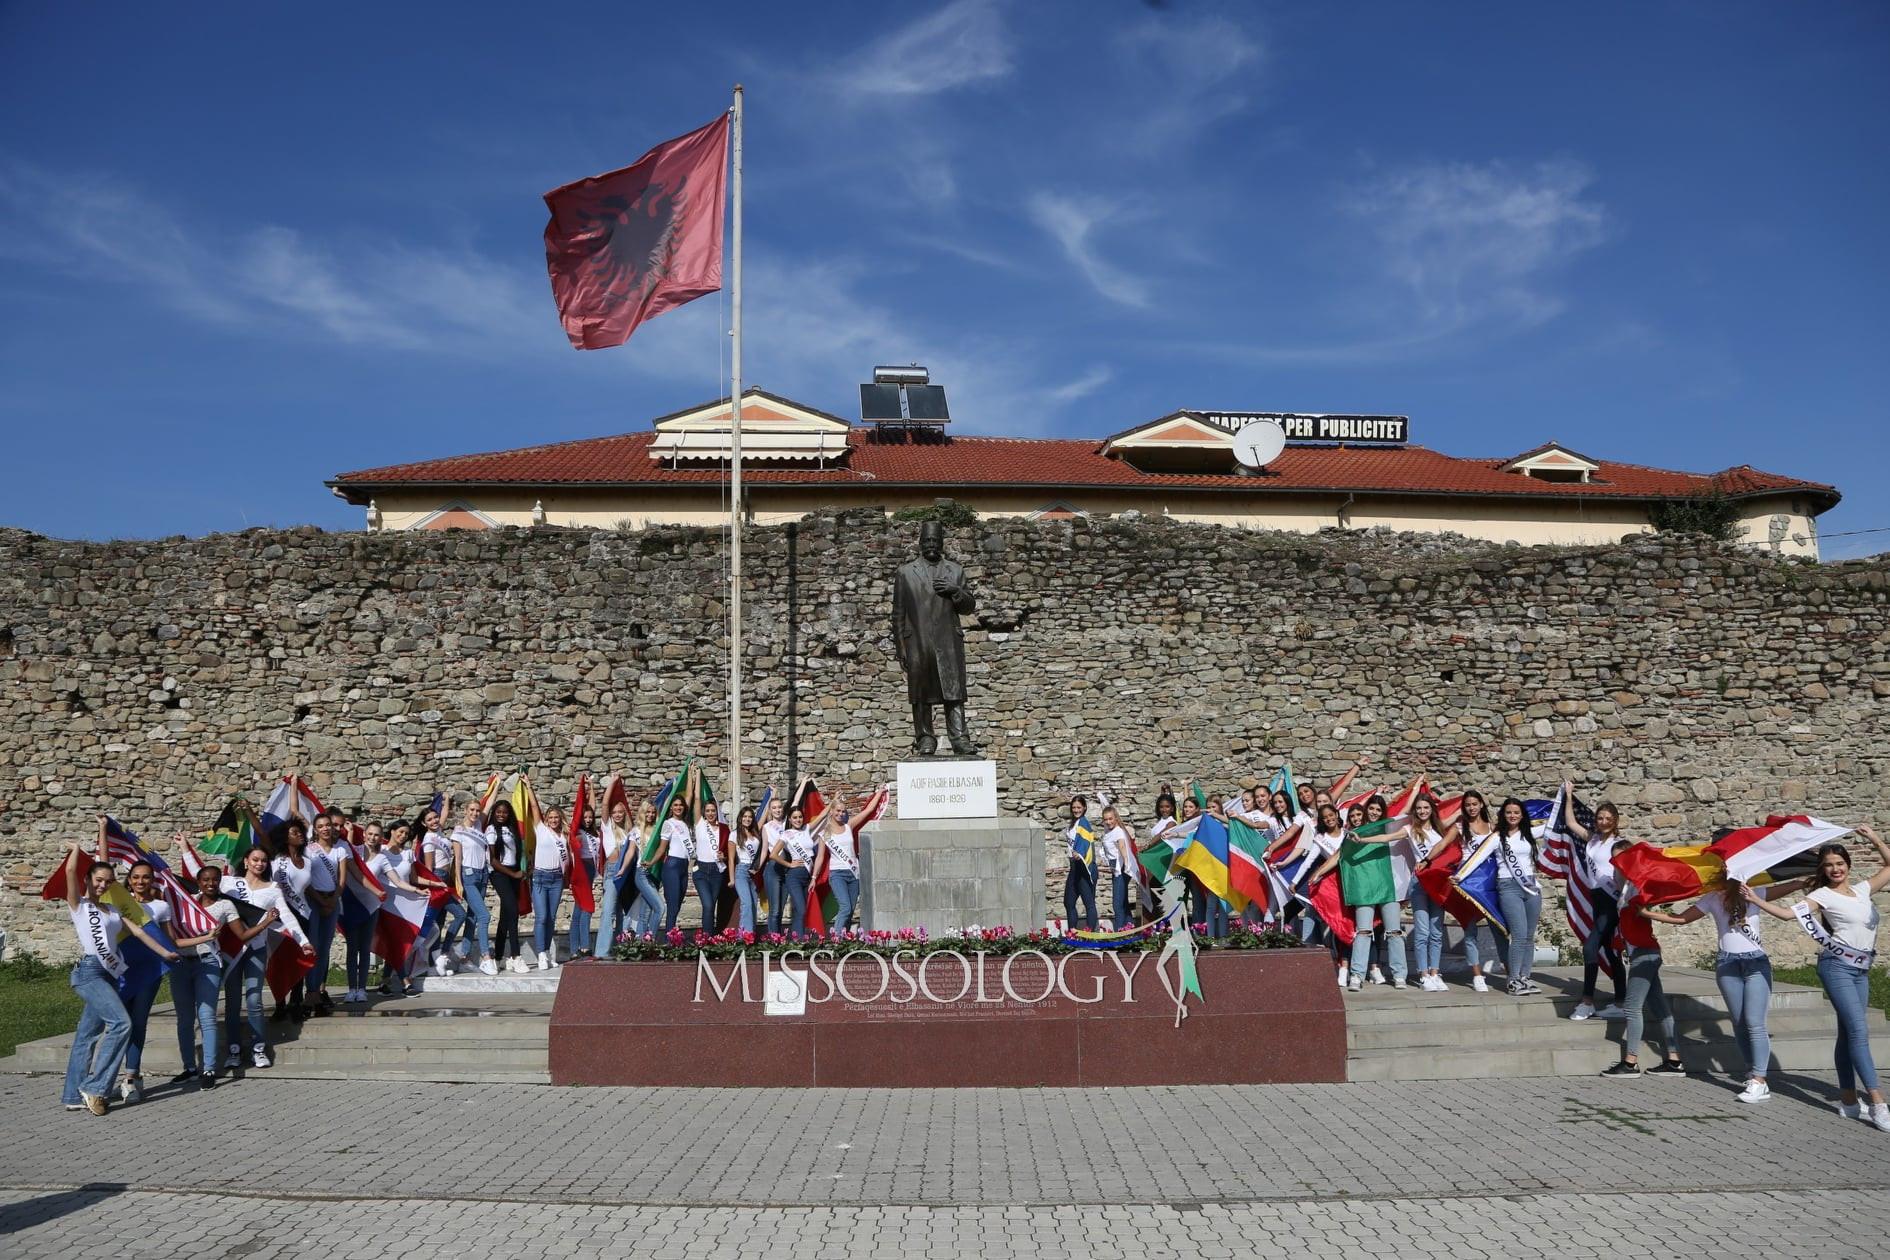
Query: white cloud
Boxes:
[
  {"xmin": 1348, "ymin": 157, "xmax": 1608, "ymax": 336},
  {"xmin": 0, "ymin": 160, "xmax": 551, "ymax": 356},
  {"xmin": 1112, "ymin": 13, "xmax": 1263, "ymax": 153},
  {"xmin": 1047, "ymin": 366, "xmax": 1112, "ymax": 403},
  {"xmin": 832, "ymin": 0, "xmax": 1013, "ymax": 98},
  {"xmin": 1026, "ymin": 191, "xmax": 1151, "ymax": 308}
]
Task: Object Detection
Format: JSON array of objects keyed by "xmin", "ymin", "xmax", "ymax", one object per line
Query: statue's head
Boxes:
[{"xmin": 918, "ymin": 519, "xmax": 945, "ymax": 560}]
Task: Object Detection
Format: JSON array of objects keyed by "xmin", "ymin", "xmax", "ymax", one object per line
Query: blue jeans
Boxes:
[
  {"xmin": 1624, "ymin": 946, "xmax": 1677, "ymax": 1061},
  {"xmin": 63, "ymin": 959, "xmax": 132, "ymax": 1105},
  {"xmin": 172, "ymin": 955, "xmax": 223, "ymax": 1075},
  {"xmin": 1063, "ymin": 859, "xmax": 1098, "ymax": 930},
  {"xmin": 568, "ymin": 898, "xmax": 593, "ymax": 955},
  {"xmin": 1111, "ymin": 870, "xmax": 1132, "ymax": 930},
  {"xmin": 764, "ymin": 862, "xmax": 788, "ymax": 935},
  {"xmin": 531, "ymin": 870, "xmax": 564, "ymax": 955},
  {"xmin": 461, "ymin": 870, "xmax": 493, "ymax": 959},
  {"xmin": 1496, "ymin": 880, "xmax": 1541, "ymax": 981},
  {"xmin": 120, "ymin": 978, "xmax": 161, "ymax": 1074},
  {"xmin": 1351, "ymin": 903, "xmax": 1406, "ymax": 981},
  {"xmin": 734, "ymin": 863, "xmax": 759, "ymax": 934},
  {"xmin": 692, "ymin": 866, "xmax": 722, "ymax": 938},
  {"xmin": 1819, "ymin": 954, "xmax": 1880, "ymax": 1093},
  {"xmin": 630, "ymin": 864, "xmax": 663, "ymax": 937},
  {"xmin": 661, "ymin": 857, "xmax": 689, "ymax": 933},
  {"xmin": 785, "ymin": 866, "xmax": 811, "ymax": 938},
  {"xmin": 224, "ymin": 950, "xmax": 265, "ymax": 1056},
  {"xmin": 437, "ymin": 896, "xmax": 470, "ymax": 955},
  {"xmin": 595, "ymin": 867, "xmax": 627, "ymax": 949},
  {"xmin": 1410, "ymin": 885, "xmax": 1444, "ymax": 973},
  {"xmin": 829, "ymin": 870, "xmax": 859, "ymax": 936},
  {"xmin": 1716, "ymin": 953, "xmax": 1773, "ymax": 1079},
  {"xmin": 306, "ymin": 905, "xmax": 338, "ymax": 999},
  {"xmin": 341, "ymin": 904, "xmax": 376, "ymax": 991},
  {"xmin": 1199, "ymin": 894, "xmax": 1229, "ymax": 940}
]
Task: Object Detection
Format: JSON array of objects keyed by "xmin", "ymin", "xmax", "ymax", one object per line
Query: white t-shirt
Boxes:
[
  {"xmin": 420, "ymin": 830, "xmax": 453, "ymax": 871},
  {"xmin": 1584, "ymin": 838, "xmax": 1621, "ymax": 894},
  {"xmin": 533, "ymin": 823, "xmax": 567, "ymax": 873},
  {"xmin": 661, "ymin": 818, "xmax": 692, "ymax": 860},
  {"xmin": 1492, "ymin": 834, "xmax": 1538, "ymax": 884},
  {"xmin": 1101, "ymin": 826, "xmax": 1130, "ymax": 873},
  {"xmin": 485, "ymin": 825, "xmax": 522, "ymax": 871},
  {"xmin": 1408, "ymin": 825, "xmax": 1445, "ymax": 863},
  {"xmin": 1807, "ymin": 883, "xmax": 1881, "ymax": 951},
  {"xmin": 368, "ymin": 850, "xmax": 400, "ymax": 891},
  {"xmin": 1149, "ymin": 816, "xmax": 1177, "ymax": 841},
  {"xmin": 782, "ymin": 826, "xmax": 816, "ymax": 866},
  {"xmin": 71, "ymin": 901, "xmax": 127, "ymax": 977},
  {"xmin": 692, "ymin": 820, "xmax": 723, "ymax": 866},
  {"xmin": 141, "ymin": 898, "xmax": 173, "ymax": 947},
  {"xmin": 733, "ymin": 831, "xmax": 763, "ymax": 867},
  {"xmin": 305, "ymin": 844, "xmax": 341, "ymax": 893},
  {"xmin": 1700, "ymin": 887, "xmax": 1771, "ymax": 956},
  {"xmin": 763, "ymin": 819, "xmax": 787, "ymax": 856},
  {"xmin": 1310, "ymin": 829, "xmax": 1344, "ymax": 858},
  {"xmin": 191, "ymin": 899, "xmax": 240, "ymax": 958},
  {"xmin": 601, "ymin": 822, "xmax": 628, "ymax": 863},
  {"xmin": 219, "ymin": 878, "xmax": 292, "ymax": 956},
  {"xmin": 826, "ymin": 826, "xmax": 859, "ymax": 874},
  {"xmin": 271, "ymin": 856, "xmax": 314, "ymax": 919},
  {"xmin": 454, "ymin": 825, "xmax": 490, "ymax": 872}
]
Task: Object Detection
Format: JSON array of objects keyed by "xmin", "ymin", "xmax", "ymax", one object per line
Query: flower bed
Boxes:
[{"xmin": 607, "ymin": 922, "xmax": 1306, "ymax": 962}]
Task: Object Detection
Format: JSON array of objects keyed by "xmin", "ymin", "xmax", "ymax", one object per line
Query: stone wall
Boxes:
[{"xmin": 1, "ymin": 514, "xmax": 1884, "ymax": 963}]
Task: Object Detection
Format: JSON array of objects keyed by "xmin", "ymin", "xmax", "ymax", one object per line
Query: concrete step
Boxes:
[
  {"xmin": 1345, "ymin": 1010, "xmax": 1845, "ymax": 1052},
  {"xmin": 1348, "ymin": 1031, "xmax": 1890, "ymax": 1081},
  {"xmin": 413, "ymin": 971, "xmax": 563, "ymax": 995}
]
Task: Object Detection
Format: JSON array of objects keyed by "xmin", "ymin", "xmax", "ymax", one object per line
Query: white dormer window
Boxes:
[{"xmin": 1500, "ymin": 442, "xmax": 1602, "ymax": 484}]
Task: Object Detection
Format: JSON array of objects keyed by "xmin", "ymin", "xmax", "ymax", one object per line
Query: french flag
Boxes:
[
  {"xmin": 261, "ymin": 775, "xmax": 325, "ymax": 834},
  {"xmin": 373, "ymin": 882, "xmax": 433, "ymax": 976},
  {"xmin": 1710, "ymin": 816, "xmax": 1850, "ymax": 884}
]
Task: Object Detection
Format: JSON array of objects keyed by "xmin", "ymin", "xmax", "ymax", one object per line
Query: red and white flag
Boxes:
[
  {"xmin": 373, "ymin": 883, "xmax": 431, "ymax": 976},
  {"xmin": 1710, "ymin": 816, "xmax": 1850, "ymax": 884},
  {"xmin": 543, "ymin": 113, "xmax": 730, "ymax": 350}
]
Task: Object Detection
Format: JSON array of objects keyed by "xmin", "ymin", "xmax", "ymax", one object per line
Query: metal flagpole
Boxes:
[{"xmin": 728, "ymin": 84, "xmax": 744, "ymax": 807}]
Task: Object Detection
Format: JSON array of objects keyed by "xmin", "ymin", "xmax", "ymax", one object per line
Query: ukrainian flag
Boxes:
[{"xmin": 1172, "ymin": 810, "xmax": 1247, "ymax": 913}]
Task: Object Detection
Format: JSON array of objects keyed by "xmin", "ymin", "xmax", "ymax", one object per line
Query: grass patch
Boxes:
[
  {"xmin": 1774, "ymin": 964, "xmax": 1890, "ymax": 1016},
  {"xmin": 0, "ymin": 953, "xmax": 84, "ymax": 1059}
]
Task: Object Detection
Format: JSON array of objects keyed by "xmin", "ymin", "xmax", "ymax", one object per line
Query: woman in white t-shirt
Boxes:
[
  {"xmin": 485, "ymin": 800, "xmax": 528, "ymax": 973},
  {"xmin": 689, "ymin": 802, "xmax": 726, "ymax": 940},
  {"xmin": 169, "ymin": 859, "xmax": 258, "ymax": 1089},
  {"xmin": 1098, "ymin": 805, "xmax": 1137, "ymax": 930},
  {"xmin": 595, "ymin": 785, "xmax": 631, "ymax": 949},
  {"xmin": 530, "ymin": 807, "xmax": 570, "ymax": 970},
  {"xmin": 220, "ymin": 846, "xmax": 292, "ymax": 1070},
  {"xmin": 1388, "ymin": 794, "xmax": 1449, "ymax": 992},
  {"xmin": 659, "ymin": 796, "xmax": 693, "ymax": 935},
  {"xmin": 338, "ymin": 822, "xmax": 385, "ymax": 1006},
  {"xmin": 450, "ymin": 802, "xmax": 497, "ymax": 975},
  {"xmin": 1489, "ymin": 798, "xmax": 1543, "ymax": 996},
  {"xmin": 113, "ymin": 859, "xmax": 176, "ymax": 1105},
  {"xmin": 777, "ymin": 807, "xmax": 817, "ymax": 939},
  {"xmin": 59, "ymin": 827, "xmax": 177, "ymax": 1115},
  {"xmin": 762, "ymin": 797, "xmax": 791, "ymax": 936},
  {"xmin": 1644, "ymin": 873, "xmax": 1804, "ymax": 1103},
  {"xmin": 1748, "ymin": 829, "xmax": 1890, "ymax": 1131},
  {"xmin": 728, "ymin": 806, "xmax": 764, "ymax": 936}
]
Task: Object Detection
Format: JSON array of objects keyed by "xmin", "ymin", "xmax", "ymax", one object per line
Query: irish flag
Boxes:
[{"xmin": 1709, "ymin": 816, "xmax": 1850, "ymax": 884}]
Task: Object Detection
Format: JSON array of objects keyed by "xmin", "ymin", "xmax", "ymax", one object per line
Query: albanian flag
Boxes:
[{"xmin": 543, "ymin": 113, "xmax": 730, "ymax": 350}]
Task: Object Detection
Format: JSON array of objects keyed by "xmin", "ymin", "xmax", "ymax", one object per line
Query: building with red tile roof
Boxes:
[{"xmin": 327, "ymin": 388, "xmax": 1839, "ymax": 558}]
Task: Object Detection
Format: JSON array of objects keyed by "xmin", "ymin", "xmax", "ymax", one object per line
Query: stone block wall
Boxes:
[{"xmin": 1, "ymin": 514, "xmax": 1884, "ymax": 963}]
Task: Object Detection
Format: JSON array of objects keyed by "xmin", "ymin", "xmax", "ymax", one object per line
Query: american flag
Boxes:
[{"xmin": 1538, "ymin": 785, "xmax": 1617, "ymax": 979}]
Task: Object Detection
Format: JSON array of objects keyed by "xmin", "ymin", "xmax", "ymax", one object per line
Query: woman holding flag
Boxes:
[
  {"xmin": 1062, "ymin": 796, "xmax": 1100, "ymax": 932},
  {"xmin": 691, "ymin": 801, "xmax": 725, "ymax": 941},
  {"xmin": 170, "ymin": 861, "xmax": 249, "ymax": 1088},
  {"xmin": 339, "ymin": 822, "xmax": 383, "ymax": 1004},
  {"xmin": 1392, "ymin": 794, "xmax": 1450, "ymax": 992},
  {"xmin": 568, "ymin": 804, "xmax": 601, "ymax": 958},
  {"xmin": 450, "ymin": 801, "xmax": 498, "ymax": 975},
  {"xmin": 729, "ymin": 806, "xmax": 764, "ymax": 936},
  {"xmin": 1491, "ymin": 798, "xmax": 1544, "ymax": 996},
  {"xmin": 60, "ymin": 832, "xmax": 179, "ymax": 1116},
  {"xmin": 627, "ymin": 798, "xmax": 664, "ymax": 938},
  {"xmin": 659, "ymin": 794, "xmax": 693, "ymax": 934},
  {"xmin": 778, "ymin": 805, "xmax": 817, "ymax": 939},
  {"xmin": 1745, "ymin": 827, "xmax": 1890, "ymax": 1130},
  {"xmin": 1601, "ymin": 854, "xmax": 1689, "ymax": 1079},
  {"xmin": 595, "ymin": 783, "xmax": 634, "ymax": 947},
  {"xmin": 270, "ymin": 819, "xmax": 317, "ymax": 1021},
  {"xmin": 112, "ymin": 859, "xmax": 175, "ymax": 1103},
  {"xmin": 1558, "ymin": 785, "xmax": 1628, "ymax": 1023},
  {"xmin": 1453, "ymin": 790, "xmax": 1497, "ymax": 992},
  {"xmin": 485, "ymin": 799, "xmax": 528, "ymax": 974},
  {"xmin": 221, "ymin": 845, "xmax": 291, "ymax": 1069},
  {"xmin": 530, "ymin": 805, "xmax": 569, "ymax": 969},
  {"xmin": 1099, "ymin": 805, "xmax": 1136, "ymax": 930}
]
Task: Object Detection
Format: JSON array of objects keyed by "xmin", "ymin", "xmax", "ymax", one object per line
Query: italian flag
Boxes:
[{"xmin": 1337, "ymin": 819, "xmax": 1418, "ymax": 906}]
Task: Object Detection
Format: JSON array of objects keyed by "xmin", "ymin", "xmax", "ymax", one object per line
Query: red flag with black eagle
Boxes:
[{"xmin": 543, "ymin": 113, "xmax": 730, "ymax": 350}]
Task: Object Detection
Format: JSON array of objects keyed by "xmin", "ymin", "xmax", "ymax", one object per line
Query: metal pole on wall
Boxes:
[{"xmin": 727, "ymin": 84, "xmax": 744, "ymax": 806}]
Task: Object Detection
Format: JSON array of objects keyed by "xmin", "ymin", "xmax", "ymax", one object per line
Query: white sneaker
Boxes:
[
  {"xmin": 1594, "ymin": 1003, "xmax": 1626, "ymax": 1020},
  {"xmin": 1347, "ymin": 977, "xmax": 1362, "ymax": 992},
  {"xmin": 1368, "ymin": 965, "xmax": 1386, "ymax": 985},
  {"xmin": 1472, "ymin": 975, "xmax": 1489, "ymax": 993},
  {"xmin": 1480, "ymin": 959, "xmax": 1498, "ymax": 976},
  {"xmin": 1335, "ymin": 966, "xmax": 1349, "ymax": 988},
  {"xmin": 251, "ymin": 1048, "xmax": 270, "ymax": 1069},
  {"xmin": 1391, "ymin": 977, "xmax": 1407, "ymax": 990},
  {"xmin": 433, "ymin": 952, "xmax": 452, "ymax": 977},
  {"xmin": 1737, "ymin": 1080, "xmax": 1770, "ymax": 1104},
  {"xmin": 478, "ymin": 958, "xmax": 499, "ymax": 976},
  {"xmin": 1839, "ymin": 1101, "xmax": 1864, "ymax": 1121},
  {"xmin": 1569, "ymin": 1002, "xmax": 1596, "ymax": 1022},
  {"xmin": 537, "ymin": 949, "xmax": 551, "ymax": 971},
  {"xmin": 1872, "ymin": 1103, "xmax": 1890, "ymax": 1133},
  {"xmin": 1422, "ymin": 975, "xmax": 1441, "ymax": 991}
]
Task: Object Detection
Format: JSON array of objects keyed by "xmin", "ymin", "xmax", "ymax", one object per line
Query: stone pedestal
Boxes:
[{"xmin": 862, "ymin": 816, "xmax": 1040, "ymax": 934}]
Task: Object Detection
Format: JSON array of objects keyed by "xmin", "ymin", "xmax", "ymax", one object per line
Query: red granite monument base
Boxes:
[{"xmin": 550, "ymin": 947, "xmax": 1345, "ymax": 1086}]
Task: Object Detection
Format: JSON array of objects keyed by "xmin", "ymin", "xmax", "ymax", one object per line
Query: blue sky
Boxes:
[{"xmin": 2, "ymin": 1, "xmax": 1886, "ymax": 556}]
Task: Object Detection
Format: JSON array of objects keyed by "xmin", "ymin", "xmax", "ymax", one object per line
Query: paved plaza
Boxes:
[{"xmin": 2, "ymin": 1070, "xmax": 1887, "ymax": 1257}]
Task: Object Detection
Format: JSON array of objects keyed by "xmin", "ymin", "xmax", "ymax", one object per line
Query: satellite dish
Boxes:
[{"xmin": 1232, "ymin": 419, "xmax": 1286, "ymax": 469}]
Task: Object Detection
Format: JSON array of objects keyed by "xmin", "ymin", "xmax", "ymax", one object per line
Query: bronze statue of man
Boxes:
[{"xmin": 891, "ymin": 519, "xmax": 978, "ymax": 756}]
